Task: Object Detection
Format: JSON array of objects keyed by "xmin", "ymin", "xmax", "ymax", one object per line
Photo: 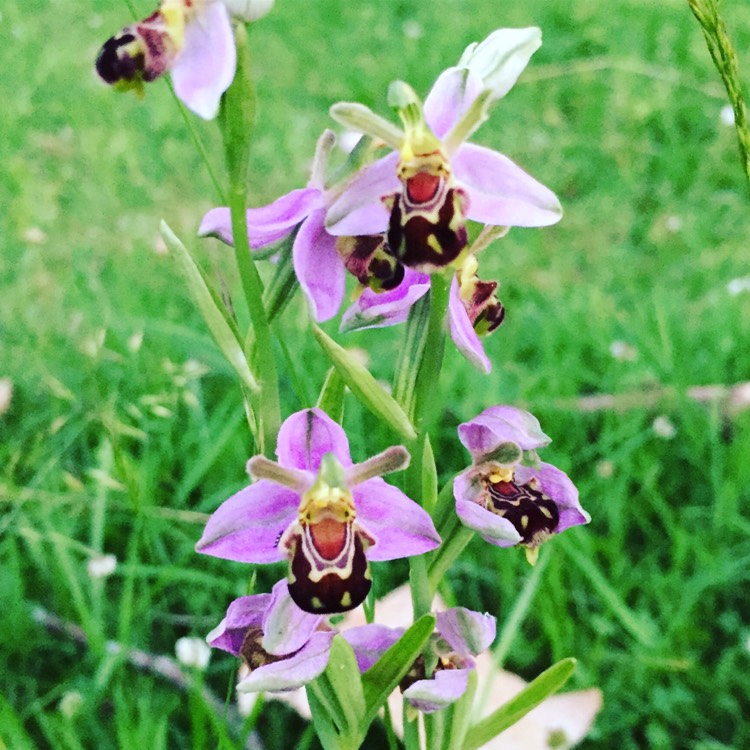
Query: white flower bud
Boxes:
[{"xmin": 222, "ymin": 0, "xmax": 274, "ymax": 22}]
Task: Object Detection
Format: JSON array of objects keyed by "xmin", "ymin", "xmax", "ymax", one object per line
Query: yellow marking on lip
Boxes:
[
  {"xmin": 340, "ymin": 592, "xmax": 352, "ymax": 608},
  {"xmin": 488, "ymin": 467, "xmax": 514, "ymax": 483}
]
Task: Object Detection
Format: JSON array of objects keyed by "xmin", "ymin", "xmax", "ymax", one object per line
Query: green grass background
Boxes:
[{"xmin": 2, "ymin": 0, "xmax": 750, "ymax": 747}]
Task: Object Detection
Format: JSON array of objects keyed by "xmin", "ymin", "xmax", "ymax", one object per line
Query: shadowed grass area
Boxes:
[{"xmin": 1, "ymin": 0, "xmax": 749, "ymax": 748}]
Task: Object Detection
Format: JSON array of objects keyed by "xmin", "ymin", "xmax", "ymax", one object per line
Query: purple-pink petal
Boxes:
[
  {"xmin": 262, "ymin": 580, "xmax": 324, "ymax": 656},
  {"xmin": 195, "ymin": 480, "xmax": 297, "ymax": 563},
  {"xmin": 293, "ymin": 209, "xmax": 346, "ymax": 322},
  {"xmin": 515, "ymin": 462, "xmax": 590, "ymax": 532},
  {"xmin": 170, "ymin": 2, "xmax": 236, "ymax": 120},
  {"xmin": 354, "ymin": 477, "xmax": 440, "ymax": 561},
  {"xmin": 454, "ymin": 143, "xmax": 562, "ymax": 227},
  {"xmin": 198, "ymin": 188, "xmax": 322, "ymax": 249},
  {"xmin": 454, "ymin": 469, "xmax": 523, "ymax": 547},
  {"xmin": 325, "ymin": 152, "xmax": 399, "ymax": 236},
  {"xmin": 276, "ymin": 408, "xmax": 352, "ymax": 471},
  {"xmin": 237, "ymin": 631, "xmax": 335, "ymax": 693},
  {"xmin": 458, "ymin": 405, "xmax": 551, "ymax": 459},
  {"xmin": 340, "ymin": 268, "xmax": 431, "ymax": 332},
  {"xmin": 207, "ymin": 593, "xmax": 271, "ymax": 656},
  {"xmin": 436, "ymin": 608, "xmax": 496, "ymax": 656},
  {"xmin": 403, "ymin": 668, "xmax": 471, "ymax": 713},
  {"xmin": 342, "ymin": 624, "xmax": 403, "ymax": 672},
  {"xmin": 424, "ymin": 67, "xmax": 484, "ymax": 139},
  {"xmin": 448, "ymin": 275, "xmax": 491, "ymax": 373}
]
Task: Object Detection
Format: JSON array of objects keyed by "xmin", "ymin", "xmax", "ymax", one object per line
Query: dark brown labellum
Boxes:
[
  {"xmin": 287, "ymin": 530, "xmax": 372, "ymax": 614},
  {"xmin": 387, "ymin": 185, "xmax": 468, "ymax": 271},
  {"xmin": 486, "ymin": 478, "xmax": 559, "ymax": 545}
]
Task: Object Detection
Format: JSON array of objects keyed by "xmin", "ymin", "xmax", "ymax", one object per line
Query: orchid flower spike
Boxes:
[
  {"xmin": 454, "ymin": 406, "xmax": 590, "ymax": 564},
  {"xmin": 325, "ymin": 27, "xmax": 562, "ymax": 273},
  {"xmin": 196, "ymin": 408, "xmax": 440, "ymax": 614},
  {"xmin": 95, "ymin": 0, "xmax": 273, "ymax": 119}
]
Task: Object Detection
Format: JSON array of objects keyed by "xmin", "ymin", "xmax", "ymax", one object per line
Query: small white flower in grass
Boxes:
[
  {"xmin": 609, "ymin": 340, "xmax": 638, "ymax": 362},
  {"xmin": 23, "ymin": 226, "xmax": 47, "ymax": 244},
  {"xmin": 58, "ymin": 691, "xmax": 84, "ymax": 718},
  {"xmin": 176, "ymin": 636, "xmax": 212, "ymax": 670},
  {"xmin": 720, "ymin": 104, "xmax": 735, "ymax": 127},
  {"xmin": 0, "ymin": 378, "xmax": 12, "ymax": 416},
  {"xmin": 81, "ymin": 329, "xmax": 106, "ymax": 359},
  {"xmin": 87, "ymin": 553, "xmax": 117, "ymax": 579},
  {"xmin": 727, "ymin": 277, "xmax": 750, "ymax": 296},
  {"xmin": 403, "ymin": 20, "xmax": 423, "ymax": 39},
  {"xmin": 596, "ymin": 460, "xmax": 614, "ymax": 479},
  {"xmin": 664, "ymin": 215, "xmax": 683, "ymax": 233},
  {"xmin": 652, "ymin": 415, "xmax": 676, "ymax": 440},
  {"xmin": 127, "ymin": 331, "xmax": 144, "ymax": 354}
]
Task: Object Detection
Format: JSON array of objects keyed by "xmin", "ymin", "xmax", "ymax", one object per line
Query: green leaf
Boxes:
[
  {"xmin": 263, "ymin": 242, "xmax": 298, "ymax": 323},
  {"xmin": 442, "ymin": 669, "xmax": 477, "ymax": 750},
  {"xmin": 317, "ymin": 367, "xmax": 346, "ymax": 423},
  {"xmin": 306, "ymin": 637, "xmax": 366, "ymax": 750},
  {"xmin": 0, "ymin": 694, "xmax": 37, "ymax": 750},
  {"xmin": 393, "ymin": 294, "xmax": 429, "ymax": 421},
  {"xmin": 312, "ymin": 325, "xmax": 417, "ymax": 440},
  {"xmin": 307, "ymin": 683, "xmax": 346, "ymax": 750},
  {"xmin": 462, "ymin": 658, "xmax": 577, "ymax": 750},
  {"xmin": 161, "ymin": 221, "xmax": 259, "ymax": 394},
  {"xmin": 324, "ymin": 635, "xmax": 366, "ymax": 735},
  {"xmin": 361, "ymin": 613, "xmax": 436, "ymax": 729}
]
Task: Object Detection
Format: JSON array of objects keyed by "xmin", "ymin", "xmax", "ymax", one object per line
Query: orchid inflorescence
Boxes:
[{"xmin": 96, "ymin": 6, "xmax": 595, "ymax": 748}]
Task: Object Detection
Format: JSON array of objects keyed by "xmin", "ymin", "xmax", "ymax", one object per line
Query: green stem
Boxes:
[
  {"xmin": 426, "ymin": 516, "xmax": 474, "ymax": 593},
  {"xmin": 412, "ymin": 272, "xmax": 451, "ymax": 432},
  {"xmin": 223, "ymin": 23, "xmax": 280, "ymax": 456}
]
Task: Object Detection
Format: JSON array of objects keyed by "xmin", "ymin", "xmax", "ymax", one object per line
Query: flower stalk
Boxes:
[{"xmin": 222, "ymin": 22, "xmax": 280, "ymax": 456}]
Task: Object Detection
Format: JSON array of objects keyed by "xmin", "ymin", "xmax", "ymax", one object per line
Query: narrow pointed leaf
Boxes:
[
  {"xmin": 313, "ymin": 325, "xmax": 417, "ymax": 440},
  {"xmin": 262, "ymin": 240, "xmax": 298, "ymax": 323},
  {"xmin": 161, "ymin": 221, "xmax": 259, "ymax": 393},
  {"xmin": 0, "ymin": 694, "xmax": 37, "ymax": 750},
  {"xmin": 323, "ymin": 635, "xmax": 366, "ymax": 736},
  {"xmin": 443, "ymin": 669, "xmax": 477, "ymax": 750},
  {"xmin": 361, "ymin": 613, "xmax": 436, "ymax": 729},
  {"xmin": 462, "ymin": 658, "xmax": 577, "ymax": 750},
  {"xmin": 317, "ymin": 367, "xmax": 346, "ymax": 423},
  {"xmin": 307, "ymin": 683, "xmax": 347, "ymax": 750},
  {"xmin": 393, "ymin": 295, "xmax": 430, "ymax": 421}
]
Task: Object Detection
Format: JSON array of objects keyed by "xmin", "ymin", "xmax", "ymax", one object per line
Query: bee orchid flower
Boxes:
[
  {"xmin": 95, "ymin": 0, "xmax": 262, "ymax": 119},
  {"xmin": 325, "ymin": 27, "xmax": 562, "ymax": 272},
  {"xmin": 455, "ymin": 406, "xmax": 590, "ymax": 564},
  {"xmin": 196, "ymin": 408, "xmax": 440, "ymax": 614}
]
